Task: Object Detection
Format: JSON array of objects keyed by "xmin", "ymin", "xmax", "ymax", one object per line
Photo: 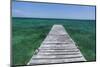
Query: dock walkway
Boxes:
[{"xmin": 27, "ymin": 25, "xmax": 86, "ymax": 65}]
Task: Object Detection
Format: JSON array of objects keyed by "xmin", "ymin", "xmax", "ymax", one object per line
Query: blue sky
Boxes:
[{"xmin": 12, "ymin": 1, "xmax": 95, "ymax": 20}]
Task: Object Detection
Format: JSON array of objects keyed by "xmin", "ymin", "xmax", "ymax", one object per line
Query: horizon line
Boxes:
[{"xmin": 12, "ymin": 16, "xmax": 96, "ymax": 20}]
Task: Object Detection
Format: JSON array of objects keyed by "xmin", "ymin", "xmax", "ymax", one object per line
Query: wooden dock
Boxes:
[{"xmin": 27, "ymin": 25, "xmax": 86, "ymax": 65}]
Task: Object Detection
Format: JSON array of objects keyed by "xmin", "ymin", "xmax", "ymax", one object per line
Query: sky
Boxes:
[{"xmin": 12, "ymin": 1, "xmax": 96, "ymax": 20}]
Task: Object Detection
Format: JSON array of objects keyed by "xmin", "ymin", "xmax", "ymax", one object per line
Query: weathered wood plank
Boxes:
[{"xmin": 27, "ymin": 25, "xmax": 86, "ymax": 65}]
